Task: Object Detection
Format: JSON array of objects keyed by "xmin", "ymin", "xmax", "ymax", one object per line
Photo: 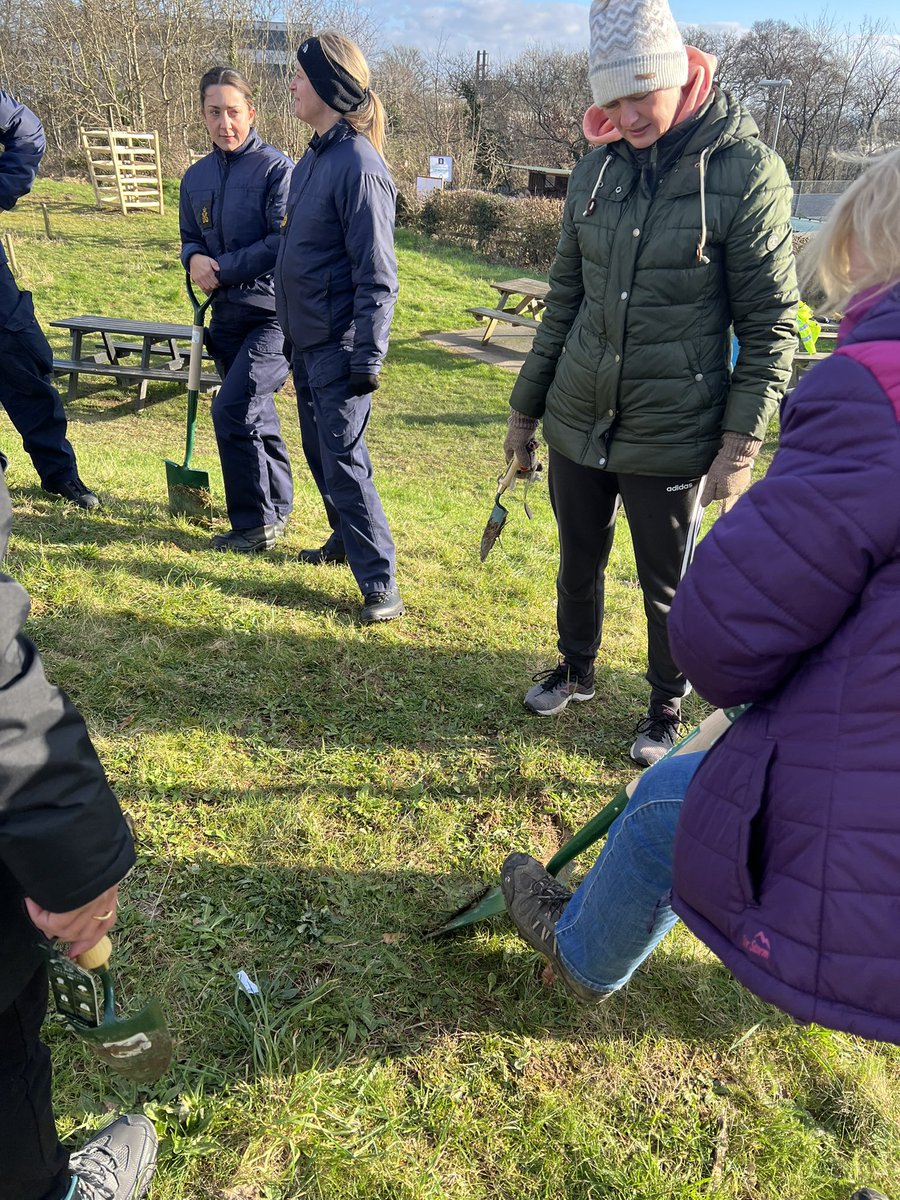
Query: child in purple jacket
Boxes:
[{"xmin": 500, "ymin": 148, "xmax": 900, "ymax": 1057}]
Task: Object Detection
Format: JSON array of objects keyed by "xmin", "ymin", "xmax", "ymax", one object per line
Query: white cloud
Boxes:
[{"xmin": 374, "ymin": 0, "xmax": 591, "ymax": 58}]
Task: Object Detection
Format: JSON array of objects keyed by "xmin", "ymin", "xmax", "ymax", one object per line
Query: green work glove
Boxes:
[
  {"xmin": 503, "ymin": 409, "xmax": 541, "ymax": 474},
  {"xmin": 700, "ymin": 432, "xmax": 762, "ymax": 507}
]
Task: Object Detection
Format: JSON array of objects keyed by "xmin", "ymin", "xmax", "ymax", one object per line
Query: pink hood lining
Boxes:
[{"xmin": 582, "ymin": 47, "xmax": 718, "ymax": 146}]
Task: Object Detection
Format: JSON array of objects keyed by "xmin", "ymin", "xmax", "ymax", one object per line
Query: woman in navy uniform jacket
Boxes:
[
  {"xmin": 180, "ymin": 67, "xmax": 294, "ymax": 553},
  {"xmin": 276, "ymin": 32, "xmax": 403, "ymax": 623},
  {"xmin": 0, "ymin": 90, "xmax": 99, "ymax": 509}
]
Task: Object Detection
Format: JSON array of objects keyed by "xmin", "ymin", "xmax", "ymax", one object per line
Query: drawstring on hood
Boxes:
[
  {"xmin": 695, "ymin": 145, "xmax": 711, "ymax": 264},
  {"xmin": 583, "ymin": 154, "xmax": 614, "ymax": 218}
]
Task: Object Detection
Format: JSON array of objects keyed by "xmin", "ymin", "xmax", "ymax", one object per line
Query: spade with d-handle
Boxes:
[
  {"xmin": 427, "ymin": 705, "xmax": 749, "ymax": 937},
  {"xmin": 165, "ymin": 276, "xmax": 214, "ymax": 518}
]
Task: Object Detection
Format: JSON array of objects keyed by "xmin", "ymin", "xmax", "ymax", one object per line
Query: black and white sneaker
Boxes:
[
  {"xmin": 629, "ymin": 703, "xmax": 682, "ymax": 767},
  {"xmin": 523, "ymin": 661, "xmax": 595, "ymax": 716},
  {"xmin": 67, "ymin": 1114, "xmax": 157, "ymax": 1199}
]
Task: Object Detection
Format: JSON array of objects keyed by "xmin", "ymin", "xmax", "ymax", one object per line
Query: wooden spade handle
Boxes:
[{"xmin": 76, "ymin": 935, "xmax": 112, "ymax": 971}]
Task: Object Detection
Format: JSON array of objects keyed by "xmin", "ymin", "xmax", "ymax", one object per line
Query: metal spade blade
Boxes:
[
  {"xmin": 479, "ymin": 457, "xmax": 521, "ymax": 562},
  {"xmin": 46, "ymin": 935, "xmax": 172, "ymax": 1084}
]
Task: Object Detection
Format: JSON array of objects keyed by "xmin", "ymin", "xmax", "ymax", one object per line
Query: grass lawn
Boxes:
[{"xmin": 2, "ymin": 180, "xmax": 898, "ymax": 1200}]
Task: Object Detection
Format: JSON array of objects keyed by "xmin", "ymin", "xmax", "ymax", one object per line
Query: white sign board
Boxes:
[
  {"xmin": 429, "ymin": 155, "xmax": 453, "ymax": 183},
  {"xmin": 416, "ymin": 175, "xmax": 445, "ymax": 196}
]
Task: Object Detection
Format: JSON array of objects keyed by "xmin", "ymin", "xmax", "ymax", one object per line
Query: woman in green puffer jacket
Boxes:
[{"xmin": 506, "ymin": 0, "xmax": 798, "ymax": 763}]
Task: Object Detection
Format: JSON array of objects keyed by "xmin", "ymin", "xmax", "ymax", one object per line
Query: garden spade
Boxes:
[
  {"xmin": 45, "ymin": 935, "xmax": 172, "ymax": 1084},
  {"xmin": 480, "ymin": 455, "xmax": 529, "ymax": 561},
  {"xmin": 427, "ymin": 705, "xmax": 749, "ymax": 937},
  {"xmin": 165, "ymin": 276, "xmax": 214, "ymax": 518}
]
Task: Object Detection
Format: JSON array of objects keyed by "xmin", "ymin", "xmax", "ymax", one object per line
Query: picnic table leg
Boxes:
[
  {"xmin": 135, "ymin": 335, "xmax": 152, "ymax": 413},
  {"xmin": 100, "ymin": 330, "xmax": 119, "ymax": 364},
  {"xmin": 66, "ymin": 331, "xmax": 82, "ymax": 404},
  {"xmin": 481, "ymin": 316, "xmax": 500, "ymax": 344}
]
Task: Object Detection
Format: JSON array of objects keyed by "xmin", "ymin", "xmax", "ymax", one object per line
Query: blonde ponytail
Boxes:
[{"xmin": 316, "ymin": 30, "xmax": 387, "ymax": 159}]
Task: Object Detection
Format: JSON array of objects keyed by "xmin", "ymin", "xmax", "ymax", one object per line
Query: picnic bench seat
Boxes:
[
  {"xmin": 50, "ymin": 314, "xmax": 221, "ymax": 412},
  {"xmin": 467, "ymin": 306, "xmax": 541, "ymax": 337},
  {"xmin": 91, "ymin": 338, "xmax": 189, "ymax": 369},
  {"xmin": 467, "ymin": 278, "xmax": 549, "ymax": 344},
  {"xmin": 53, "ymin": 358, "xmax": 220, "ymax": 391}
]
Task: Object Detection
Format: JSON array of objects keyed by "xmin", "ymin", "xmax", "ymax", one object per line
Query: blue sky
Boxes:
[{"xmin": 372, "ymin": 0, "xmax": 898, "ymax": 57}]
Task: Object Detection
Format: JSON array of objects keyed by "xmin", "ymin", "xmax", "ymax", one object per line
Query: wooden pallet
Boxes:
[{"xmin": 81, "ymin": 128, "xmax": 164, "ymax": 215}]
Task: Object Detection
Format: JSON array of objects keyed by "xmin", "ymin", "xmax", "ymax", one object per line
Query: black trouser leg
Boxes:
[
  {"xmin": 548, "ymin": 448, "xmax": 620, "ymax": 681},
  {"xmin": 0, "ymin": 967, "xmax": 70, "ymax": 1200},
  {"xmin": 0, "ymin": 265, "xmax": 79, "ymax": 490},
  {"xmin": 616, "ymin": 472, "xmax": 704, "ymax": 706}
]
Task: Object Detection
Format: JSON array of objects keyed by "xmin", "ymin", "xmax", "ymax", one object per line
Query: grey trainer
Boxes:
[
  {"xmin": 629, "ymin": 702, "xmax": 682, "ymax": 767},
  {"xmin": 500, "ymin": 852, "xmax": 606, "ymax": 1003},
  {"xmin": 68, "ymin": 1114, "xmax": 157, "ymax": 1200},
  {"xmin": 523, "ymin": 661, "xmax": 595, "ymax": 716}
]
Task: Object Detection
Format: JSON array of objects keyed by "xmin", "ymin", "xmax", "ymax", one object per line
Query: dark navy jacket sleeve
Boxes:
[
  {"xmin": 0, "ymin": 480, "xmax": 135, "ymax": 914},
  {"xmin": 215, "ymin": 157, "xmax": 293, "ymax": 286},
  {"xmin": 338, "ymin": 171, "xmax": 398, "ymax": 374},
  {"xmin": 669, "ymin": 351, "xmax": 900, "ymax": 707},
  {"xmin": 179, "ymin": 165, "xmax": 208, "ymax": 271},
  {"xmin": 0, "ymin": 91, "xmax": 45, "ymax": 211}
]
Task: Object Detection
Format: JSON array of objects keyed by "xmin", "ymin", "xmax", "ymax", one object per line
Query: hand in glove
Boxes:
[
  {"xmin": 503, "ymin": 409, "xmax": 541, "ymax": 474},
  {"xmin": 700, "ymin": 431, "xmax": 762, "ymax": 507},
  {"xmin": 349, "ymin": 372, "xmax": 380, "ymax": 396}
]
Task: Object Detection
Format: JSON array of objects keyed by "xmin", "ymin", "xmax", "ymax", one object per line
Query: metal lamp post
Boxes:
[{"xmin": 759, "ymin": 78, "xmax": 791, "ymax": 154}]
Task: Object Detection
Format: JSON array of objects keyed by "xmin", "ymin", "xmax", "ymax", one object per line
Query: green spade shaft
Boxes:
[{"xmin": 427, "ymin": 705, "xmax": 749, "ymax": 937}]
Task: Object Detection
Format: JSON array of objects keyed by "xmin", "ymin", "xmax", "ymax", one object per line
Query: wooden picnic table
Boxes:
[
  {"xmin": 790, "ymin": 350, "xmax": 831, "ymax": 389},
  {"xmin": 468, "ymin": 277, "xmax": 549, "ymax": 344},
  {"xmin": 49, "ymin": 314, "xmax": 220, "ymax": 412}
]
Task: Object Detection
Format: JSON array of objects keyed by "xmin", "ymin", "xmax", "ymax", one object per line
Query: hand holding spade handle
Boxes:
[
  {"xmin": 503, "ymin": 409, "xmax": 541, "ymax": 475},
  {"xmin": 25, "ymin": 883, "xmax": 119, "ymax": 959}
]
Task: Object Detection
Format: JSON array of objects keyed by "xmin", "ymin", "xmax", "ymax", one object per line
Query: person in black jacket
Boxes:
[
  {"xmin": 0, "ymin": 90, "xmax": 99, "ymax": 509},
  {"xmin": 275, "ymin": 32, "xmax": 403, "ymax": 623},
  {"xmin": 0, "ymin": 474, "xmax": 156, "ymax": 1199},
  {"xmin": 180, "ymin": 67, "xmax": 294, "ymax": 553}
]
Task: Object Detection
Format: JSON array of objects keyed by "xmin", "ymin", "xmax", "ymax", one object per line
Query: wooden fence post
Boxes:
[{"xmin": 2, "ymin": 233, "xmax": 18, "ymax": 275}]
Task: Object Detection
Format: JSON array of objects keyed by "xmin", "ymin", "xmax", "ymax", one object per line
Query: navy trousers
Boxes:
[
  {"xmin": 0, "ymin": 260, "xmax": 79, "ymax": 489},
  {"xmin": 207, "ymin": 304, "xmax": 293, "ymax": 531},
  {"xmin": 0, "ymin": 968, "xmax": 70, "ymax": 1200},
  {"xmin": 293, "ymin": 344, "xmax": 395, "ymax": 594}
]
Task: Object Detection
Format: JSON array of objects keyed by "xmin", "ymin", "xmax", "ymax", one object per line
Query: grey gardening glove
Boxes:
[
  {"xmin": 503, "ymin": 409, "xmax": 541, "ymax": 474},
  {"xmin": 700, "ymin": 432, "xmax": 762, "ymax": 507}
]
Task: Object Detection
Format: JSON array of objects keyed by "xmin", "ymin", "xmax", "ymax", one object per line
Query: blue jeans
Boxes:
[{"xmin": 555, "ymin": 752, "xmax": 704, "ymax": 994}]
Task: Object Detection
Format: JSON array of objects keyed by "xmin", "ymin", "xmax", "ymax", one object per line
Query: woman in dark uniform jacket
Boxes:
[
  {"xmin": 276, "ymin": 32, "xmax": 403, "ymax": 623},
  {"xmin": 180, "ymin": 67, "xmax": 294, "ymax": 553}
]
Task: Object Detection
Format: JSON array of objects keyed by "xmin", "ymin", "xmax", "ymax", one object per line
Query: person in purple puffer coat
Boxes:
[
  {"xmin": 668, "ymin": 152, "xmax": 900, "ymax": 1045},
  {"xmin": 500, "ymin": 148, "xmax": 900, "ymax": 1060}
]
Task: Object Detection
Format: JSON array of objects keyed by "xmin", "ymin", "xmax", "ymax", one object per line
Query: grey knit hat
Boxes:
[{"xmin": 588, "ymin": 0, "xmax": 689, "ymax": 109}]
